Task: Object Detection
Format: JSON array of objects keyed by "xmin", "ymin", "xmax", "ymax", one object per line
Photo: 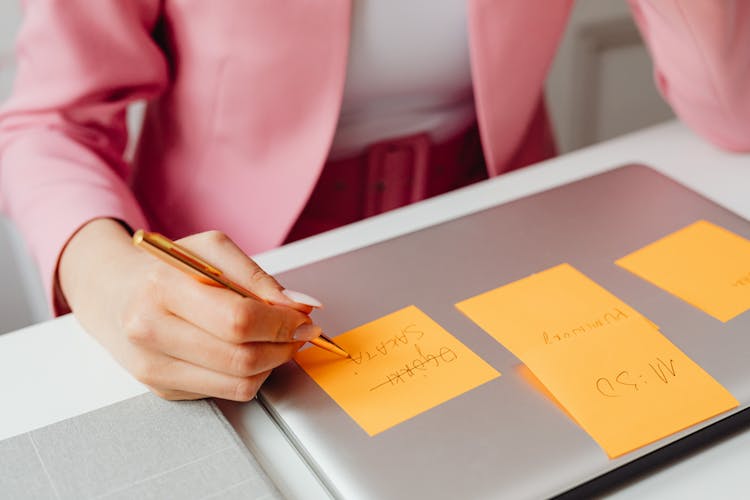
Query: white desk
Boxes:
[{"xmin": 2, "ymin": 120, "xmax": 749, "ymax": 498}]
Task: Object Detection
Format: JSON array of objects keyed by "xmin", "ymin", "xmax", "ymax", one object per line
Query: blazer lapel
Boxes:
[
  {"xmin": 467, "ymin": 0, "xmax": 572, "ymax": 175},
  {"xmin": 191, "ymin": 0, "xmax": 352, "ymax": 250}
]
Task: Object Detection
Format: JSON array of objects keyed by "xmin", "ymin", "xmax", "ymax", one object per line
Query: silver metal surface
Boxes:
[{"xmin": 260, "ymin": 165, "xmax": 750, "ymax": 499}]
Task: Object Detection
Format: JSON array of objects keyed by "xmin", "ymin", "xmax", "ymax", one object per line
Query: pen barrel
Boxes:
[
  {"xmin": 133, "ymin": 230, "xmax": 350, "ymax": 358},
  {"xmin": 134, "ymin": 230, "xmax": 273, "ymax": 303},
  {"xmin": 133, "ymin": 230, "xmax": 215, "ymax": 285}
]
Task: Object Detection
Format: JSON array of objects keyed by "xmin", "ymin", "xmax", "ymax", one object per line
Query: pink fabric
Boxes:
[
  {"xmin": 285, "ymin": 123, "xmax": 493, "ymax": 243},
  {"xmin": 1, "ymin": 1, "xmax": 749, "ymax": 311},
  {"xmin": 628, "ymin": 0, "xmax": 750, "ymax": 151}
]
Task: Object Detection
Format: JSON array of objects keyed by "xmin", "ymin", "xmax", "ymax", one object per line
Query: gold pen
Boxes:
[{"xmin": 132, "ymin": 229, "xmax": 350, "ymax": 358}]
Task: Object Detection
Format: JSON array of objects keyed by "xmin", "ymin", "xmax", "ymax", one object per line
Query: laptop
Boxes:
[{"xmin": 259, "ymin": 165, "xmax": 750, "ymax": 499}]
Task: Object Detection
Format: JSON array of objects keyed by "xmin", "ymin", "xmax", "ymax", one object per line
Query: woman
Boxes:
[{"xmin": 1, "ymin": 1, "xmax": 748, "ymax": 401}]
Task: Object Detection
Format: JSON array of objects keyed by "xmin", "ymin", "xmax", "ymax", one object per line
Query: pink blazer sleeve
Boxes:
[
  {"xmin": 629, "ymin": 0, "xmax": 750, "ymax": 151},
  {"xmin": 0, "ymin": 0, "xmax": 167, "ymax": 311}
]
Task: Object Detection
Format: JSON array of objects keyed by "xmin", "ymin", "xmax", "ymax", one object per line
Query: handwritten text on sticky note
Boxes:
[
  {"xmin": 456, "ymin": 264, "xmax": 737, "ymax": 458},
  {"xmin": 295, "ymin": 305, "xmax": 500, "ymax": 436},
  {"xmin": 616, "ymin": 220, "xmax": 750, "ymax": 322}
]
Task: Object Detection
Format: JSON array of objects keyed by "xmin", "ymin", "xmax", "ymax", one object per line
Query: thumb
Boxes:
[{"xmin": 177, "ymin": 231, "xmax": 322, "ymax": 312}]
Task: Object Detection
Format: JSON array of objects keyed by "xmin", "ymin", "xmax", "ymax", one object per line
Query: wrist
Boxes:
[{"xmin": 58, "ymin": 218, "xmax": 139, "ymax": 311}]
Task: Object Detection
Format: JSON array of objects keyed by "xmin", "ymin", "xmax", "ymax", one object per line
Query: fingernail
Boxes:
[
  {"xmin": 283, "ymin": 289, "xmax": 323, "ymax": 308},
  {"xmin": 293, "ymin": 323, "xmax": 322, "ymax": 341}
]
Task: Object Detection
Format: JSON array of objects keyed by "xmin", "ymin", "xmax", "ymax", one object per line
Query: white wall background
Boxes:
[
  {"xmin": 546, "ymin": 0, "xmax": 674, "ymax": 153},
  {"xmin": 0, "ymin": 1, "xmax": 20, "ymax": 97},
  {"xmin": 0, "ymin": 0, "xmax": 47, "ymax": 334},
  {"xmin": 0, "ymin": 0, "xmax": 675, "ymax": 334}
]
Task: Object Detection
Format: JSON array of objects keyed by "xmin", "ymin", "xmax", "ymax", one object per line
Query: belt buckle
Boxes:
[{"xmin": 364, "ymin": 133, "xmax": 431, "ymax": 217}]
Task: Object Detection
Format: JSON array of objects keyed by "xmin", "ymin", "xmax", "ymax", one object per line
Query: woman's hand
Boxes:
[{"xmin": 59, "ymin": 218, "xmax": 321, "ymax": 401}]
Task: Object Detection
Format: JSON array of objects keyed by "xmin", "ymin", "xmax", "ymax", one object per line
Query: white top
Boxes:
[{"xmin": 328, "ymin": 0, "xmax": 476, "ymax": 159}]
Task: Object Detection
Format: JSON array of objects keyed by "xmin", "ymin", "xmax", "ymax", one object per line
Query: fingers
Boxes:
[
  {"xmin": 177, "ymin": 231, "xmax": 317, "ymax": 313},
  {"xmin": 118, "ymin": 229, "xmax": 323, "ymax": 402},
  {"xmin": 150, "ymin": 388, "xmax": 206, "ymax": 401},
  {"xmin": 154, "ymin": 266, "xmax": 322, "ymax": 343},
  {"xmin": 127, "ymin": 312, "xmax": 303, "ymax": 377},
  {"xmin": 131, "ymin": 350, "xmax": 272, "ymax": 402},
  {"xmin": 122, "ymin": 280, "xmax": 295, "ymax": 401}
]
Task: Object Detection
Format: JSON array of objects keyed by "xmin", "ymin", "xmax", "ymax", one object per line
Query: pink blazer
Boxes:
[{"xmin": 1, "ymin": 0, "xmax": 749, "ymax": 306}]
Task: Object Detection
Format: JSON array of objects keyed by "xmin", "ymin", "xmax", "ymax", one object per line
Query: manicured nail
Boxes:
[
  {"xmin": 293, "ymin": 323, "xmax": 322, "ymax": 341},
  {"xmin": 283, "ymin": 289, "xmax": 323, "ymax": 308}
]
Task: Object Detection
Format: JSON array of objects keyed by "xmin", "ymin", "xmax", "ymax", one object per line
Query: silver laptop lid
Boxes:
[{"xmin": 261, "ymin": 165, "xmax": 750, "ymax": 499}]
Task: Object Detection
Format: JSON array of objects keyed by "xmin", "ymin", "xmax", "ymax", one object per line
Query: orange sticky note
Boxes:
[
  {"xmin": 295, "ymin": 305, "xmax": 500, "ymax": 436},
  {"xmin": 456, "ymin": 264, "xmax": 737, "ymax": 458},
  {"xmin": 455, "ymin": 263, "xmax": 657, "ymax": 358},
  {"xmin": 616, "ymin": 220, "xmax": 750, "ymax": 322}
]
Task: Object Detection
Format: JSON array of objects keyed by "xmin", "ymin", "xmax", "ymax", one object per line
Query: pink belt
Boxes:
[{"xmin": 285, "ymin": 125, "xmax": 488, "ymax": 243}]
